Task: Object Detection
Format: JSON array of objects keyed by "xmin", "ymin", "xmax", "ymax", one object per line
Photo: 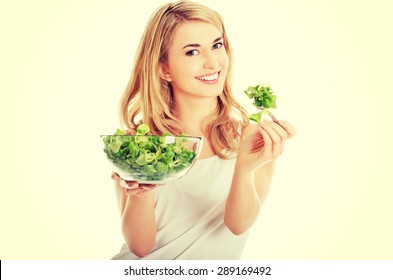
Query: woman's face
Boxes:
[{"xmin": 162, "ymin": 21, "xmax": 228, "ymax": 101}]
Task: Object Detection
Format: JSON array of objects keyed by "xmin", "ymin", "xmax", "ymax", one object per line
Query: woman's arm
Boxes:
[
  {"xmin": 224, "ymin": 161, "xmax": 275, "ymax": 235},
  {"xmin": 112, "ymin": 173, "xmax": 158, "ymax": 258},
  {"xmin": 224, "ymin": 121, "xmax": 296, "ymax": 235}
]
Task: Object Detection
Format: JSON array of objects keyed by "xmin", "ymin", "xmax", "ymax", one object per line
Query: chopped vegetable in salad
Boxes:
[{"xmin": 102, "ymin": 124, "xmax": 197, "ymax": 181}]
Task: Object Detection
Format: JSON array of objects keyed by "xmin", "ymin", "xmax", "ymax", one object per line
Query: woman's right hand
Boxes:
[{"xmin": 111, "ymin": 172, "xmax": 158, "ymax": 196}]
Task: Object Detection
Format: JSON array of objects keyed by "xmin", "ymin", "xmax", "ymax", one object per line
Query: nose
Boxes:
[{"xmin": 203, "ymin": 51, "xmax": 219, "ymax": 69}]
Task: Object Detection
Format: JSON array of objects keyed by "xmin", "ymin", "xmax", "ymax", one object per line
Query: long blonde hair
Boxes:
[{"xmin": 120, "ymin": 0, "xmax": 249, "ymax": 158}]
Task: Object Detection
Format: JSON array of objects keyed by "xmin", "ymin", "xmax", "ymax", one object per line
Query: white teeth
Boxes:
[{"xmin": 196, "ymin": 72, "xmax": 219, "ymax": 81}]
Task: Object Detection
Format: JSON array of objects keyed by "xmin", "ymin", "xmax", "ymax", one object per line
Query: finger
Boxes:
[
  {"xmin": 125, "ymin": 186, "xmax": 157, "ymax": 195},
  {"xmin": 271, "ymin": 117, "xmax": 287, "ymax": 132},
  {"xmin": 135, "ymin": 189, "xmax": 154, "ymax": 196},
  {"xmin": 277, "ymin": 120, "xmax": 297, "ymax": 138},
  {"xmin": 257, "ymin": 125, "xmax": 272, "ymax": 157},
  {"xmin": 269, "ymin": 122, "xmax": 290, "ymax": 154},
  {"xmin": 259, "ymin": 122, "xmax": 282, "ymax": 158},
  {"xmin": 111, "ymin": 171, "xmax": 120, "ymax": 181},
  {"xmin": 125, "ymin": 188, "xmax": 145, "ymax": 195},
  {"xmin": 141, "ymin": 185, "xmax": 158, "ymax": 190},
  {"xmin": 269, "ymin": 121, "xmax": 289, "ymax": 142},
  {"xmin": 120, "ymin": 179, "xmax": 138, "ymax": 189},
  {"xmin": 260, "ymin": 122, "xmax": 281, "ymax": 143},
  {"xmin": 140, "ymin": 184, "xmax": 160, "ymax": 189}
]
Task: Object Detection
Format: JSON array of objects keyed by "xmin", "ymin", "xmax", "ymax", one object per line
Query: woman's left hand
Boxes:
[{"xmin": 236, "ymin": 120, "xmax": 296, "ymax": 173}]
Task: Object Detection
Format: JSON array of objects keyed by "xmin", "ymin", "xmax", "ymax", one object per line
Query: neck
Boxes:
[{"xmin": 174, "ymin": 95, "xmax": 218, "ymax": 136}]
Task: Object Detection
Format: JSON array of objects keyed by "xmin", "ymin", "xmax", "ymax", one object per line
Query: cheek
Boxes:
[
  {"xmin": 168, "ymin": 57, "xmax": 196, "ymax": 79},
  {"xmin": 218, "ymin": 51, "xmax": 229, "ymax": 70}
]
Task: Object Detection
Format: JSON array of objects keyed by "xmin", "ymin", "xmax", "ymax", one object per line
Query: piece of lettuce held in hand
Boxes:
[{"xmin": 244, "ymin": 83, "xmax": 277, "ymax": 123}]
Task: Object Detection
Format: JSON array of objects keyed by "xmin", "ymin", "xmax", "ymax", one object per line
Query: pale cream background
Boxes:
[{"xmin": 1, "ymin": 0, "xmax": 392, "ymax": 259}]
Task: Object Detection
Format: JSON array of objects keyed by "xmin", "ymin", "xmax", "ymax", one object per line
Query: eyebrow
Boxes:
[{"xmin": 182, "ymin": 36, "xmax": 223, "ymax": 49}]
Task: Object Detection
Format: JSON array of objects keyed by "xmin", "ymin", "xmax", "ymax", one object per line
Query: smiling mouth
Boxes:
[{"xmin": 195, "ymin": 71, "xmax": 220, "ymax": 82}]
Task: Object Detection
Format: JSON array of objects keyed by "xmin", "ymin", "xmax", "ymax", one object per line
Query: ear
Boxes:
[{"xmin": 159, "ymin": 63, "xmax": 172, "ymax": 82}]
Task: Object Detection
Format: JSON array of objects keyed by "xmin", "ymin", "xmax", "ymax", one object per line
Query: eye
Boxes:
[
  {"xmin": 185, "ymin": 49, "xmax": 199, "ymax": 56},
  {"xmin": 212, "ymin": 42, "xmax": 223, "ymax": 50}
]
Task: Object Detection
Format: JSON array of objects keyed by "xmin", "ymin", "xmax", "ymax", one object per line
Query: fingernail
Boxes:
[
  {"xmin": 130, "ymin": 183, "xmax": 139, "ymax": 189},
  {"xmin": 121, "ymin": 180, "xmax": 128, "ymax": 188}
]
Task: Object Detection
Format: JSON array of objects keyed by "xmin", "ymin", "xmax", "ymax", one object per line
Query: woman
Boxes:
[{"xmin": 111, "ymin": 0, "xmax": 296, "ymax": 260}]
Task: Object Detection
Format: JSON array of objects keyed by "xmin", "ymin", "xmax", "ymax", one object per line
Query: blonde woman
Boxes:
[{"xmin": 111, "ymin": 0, "xmax": 296, "ymax": 260}]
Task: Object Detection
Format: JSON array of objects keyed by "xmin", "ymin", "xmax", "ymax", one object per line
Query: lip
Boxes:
[{"xmin": 195, "ymin": 71, "xmax": 220, "ymax": 84}]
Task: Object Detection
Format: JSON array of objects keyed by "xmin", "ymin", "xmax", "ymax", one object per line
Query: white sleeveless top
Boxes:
[{"xmin": 111, "ymin": 154, "xmax": 249, "ymax": 260}]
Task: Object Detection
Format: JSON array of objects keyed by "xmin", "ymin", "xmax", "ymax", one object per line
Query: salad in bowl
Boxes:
[{"xmin": 101, "ymin": 124, "xmax": 203, "ymax": 184}]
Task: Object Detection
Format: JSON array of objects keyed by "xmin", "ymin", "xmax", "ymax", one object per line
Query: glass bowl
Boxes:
[{"xmin": 101, "ymin": 134, "xmax": 203, "ymax": 184}]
